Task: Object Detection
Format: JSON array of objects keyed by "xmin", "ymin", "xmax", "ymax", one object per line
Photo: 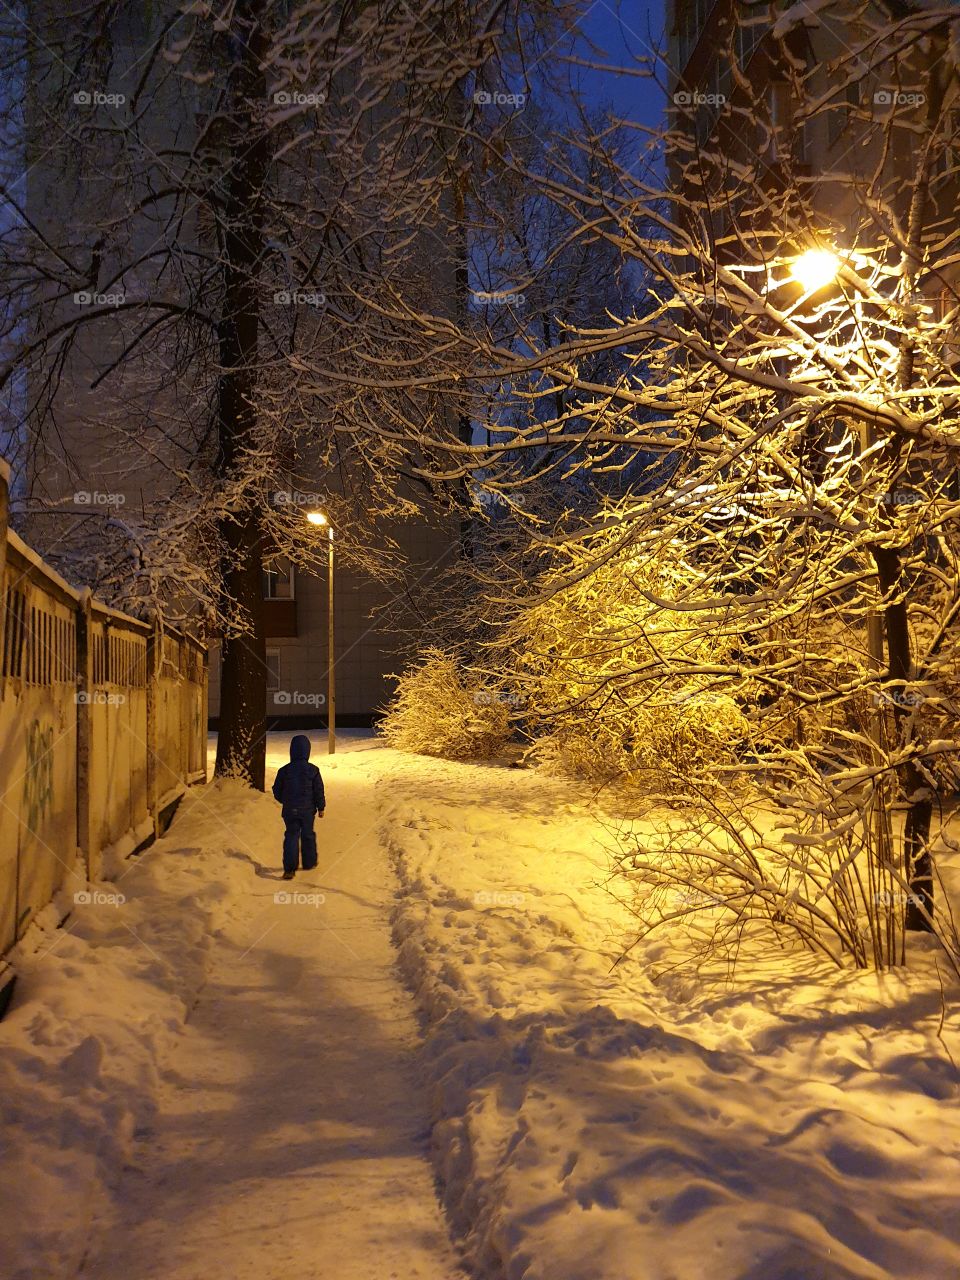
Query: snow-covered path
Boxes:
[
  {"xmin": 6, "ymin": 734, "xmax": 960, "ymax": 1280},
  {"xmin": 78, "ymin": 736, "xmax": 466, "ymax": 1280}
]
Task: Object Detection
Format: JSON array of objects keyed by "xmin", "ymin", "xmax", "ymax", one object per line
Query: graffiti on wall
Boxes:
[{"xmin": 23, "ymin": 718, "xmax": 54, "ymax": 834}]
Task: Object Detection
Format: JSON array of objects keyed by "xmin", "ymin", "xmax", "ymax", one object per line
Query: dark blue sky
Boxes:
[{"xmin": 570, "ymin": 1, "xmax": 668, "ymax": 131}]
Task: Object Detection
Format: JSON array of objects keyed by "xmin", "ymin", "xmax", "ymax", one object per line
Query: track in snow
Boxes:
[{"xmin": 79, "ymin": 738, "xmax": 466, "ymax": 1280}]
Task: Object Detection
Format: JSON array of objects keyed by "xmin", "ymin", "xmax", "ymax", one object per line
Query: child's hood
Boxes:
[{"xmin": 289, "ymin": 734, "xmax": 312, "ymax": 761}]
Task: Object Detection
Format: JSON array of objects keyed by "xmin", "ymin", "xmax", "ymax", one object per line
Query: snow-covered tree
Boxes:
[
  {"xmin": 500, "ymin": 509, "xmax": 748, "ymax": 783},
  {"xmin": 0, "ymin": 0, "xmax": 581, "ymax": 786},
  {"xmin": 338, "ymin": 1, "xmax": 960, "ymax": 965}
]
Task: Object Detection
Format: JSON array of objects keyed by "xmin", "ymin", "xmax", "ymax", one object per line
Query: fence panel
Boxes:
[
  {"xmin": 0, "ymin": 470, "xmax": 208, "ymax": 955},
  {"xmin": 155, "ymin": 633, "xmax": 182, "ymax": 806},
  {"xmin": 0, "ymin": 540, "xmax": 80, "ymax": 953},
  {"xmin": 87, "ymin": 612, "xmax": 151, "ymax": 861},
  {"xmin": 181, "ymin": 635, "xmax": 207, "ymax": 783}
]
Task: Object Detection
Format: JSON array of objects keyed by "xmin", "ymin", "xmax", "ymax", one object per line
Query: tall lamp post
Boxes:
[
  {"xmin": 791, "ymin": 247, "xmax": 885, "ymax": 673},
  {"xmin": 307, "ymin": 511, "xmax": 335, "ymax": 755}
]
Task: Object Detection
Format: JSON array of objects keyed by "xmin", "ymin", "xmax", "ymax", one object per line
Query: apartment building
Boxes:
[
  {"xmin": 666, "ymin": 0, "xmax": 954, "ymax": 209},
  {"xmin": 208, "ymin": 506, "xmax": 457, "ymax": 729},
  {"xmin": 665, "ymin": 0, "xmax": 959, "ymax": 366}
]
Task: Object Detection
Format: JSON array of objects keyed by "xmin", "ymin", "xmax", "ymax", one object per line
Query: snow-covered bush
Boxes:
[
  {"xmin": 612, "ymin": 756, "xmax": 960, "ymax": 975},
  {"xmin": 380, "ymin": 648, "xmax": 511, "ymax": 760},
  {"xmin": 504, "ymin": 514, "xmax": 749, "ymax": 786},
  {"xmin": 531, "ymin": 690, "xmax": 747, "ymax": 785}
]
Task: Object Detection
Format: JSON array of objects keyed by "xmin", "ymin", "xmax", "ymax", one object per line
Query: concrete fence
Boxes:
[{"xmin": 0, "ymin": 464, "xmax": 208, "ymax": 956}]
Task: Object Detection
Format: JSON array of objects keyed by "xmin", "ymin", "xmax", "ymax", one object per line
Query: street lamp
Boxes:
[
  {"xmin": 306, "ymin": 511, "xmax": 335, "ymax": 755},
  {"xmin": 792, "ymin": 247, "xmax": 841, "ymax": 293},
  {"xmin": 789, "ymin": 246, "xmax": 885, "ymax": 678}
]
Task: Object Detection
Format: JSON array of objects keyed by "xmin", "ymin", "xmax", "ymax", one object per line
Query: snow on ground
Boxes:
[
  {"xmin": 380, "ymin": 751, "xmax": 960, "ymax": 1280},
  {"xmin": 0, "ymin": 733, "xmax": 466, "ymax": 1280},
  {"xmin": 2, "ymin": 734, "xmax": 960, "ymax": 1280}
]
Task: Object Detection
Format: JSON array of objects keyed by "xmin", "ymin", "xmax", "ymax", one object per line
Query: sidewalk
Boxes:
[{"xmin": 1, "ymin": 734, "xmax": 466, "ymax": 1280}]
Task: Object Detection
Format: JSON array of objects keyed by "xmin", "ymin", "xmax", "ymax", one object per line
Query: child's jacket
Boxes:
[{"xmin": 272, "ymin": 734, "xmax": 326, "ymax": 816}]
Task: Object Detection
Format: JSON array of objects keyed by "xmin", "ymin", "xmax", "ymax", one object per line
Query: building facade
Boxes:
[{"xmin": 207, "ymin": 510, "xmax": 457, "ymax": 728}]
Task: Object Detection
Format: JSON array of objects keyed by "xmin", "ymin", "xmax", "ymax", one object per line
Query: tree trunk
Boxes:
[
  {"xmin": 454, "ymin": 165, "xmax": 475, "ymax": 559},
  {"xmin": 213, "ymin": 0, "xmax": 270, "ymax": 790},
  {"xmin": 873, "ymin": 544, "xmax": 933, "ymax": 930},
  {"xmin": 216, "ymin": 514, "xmax": 268, "ymax": 788},
  {"xmin": 876, "ymin": 44, "xmax": 948, "ymax": 931}
]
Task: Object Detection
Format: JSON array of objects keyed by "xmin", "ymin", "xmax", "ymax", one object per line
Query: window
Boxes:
[
  {"xmin": 266, "ymin": 649, "xmax": 281, "ymax": 692},
  {"xmin": 736, "ymin": 9, "xmax": 768, "ymax": 72},
  {"xmin": 676, "ymin": 0, "xmax": 733, "ymax": 73},
  {"xmin": 828, "ymin": 78, "xmax": 860, "ymax": 149},
  {"xmin": 718, "ymin": 53, "xmax": 732, "ymax": 106},
  {"xmin": 769, "ymin": 82, "xmax": 790, "ymax": 129},
  {"xmin": 263, "ymin": 557, "xmax": 295, "ymax": 600},
  {"xmin": 767, "ymin": 82, "xmax": 804, "ymax": 162},
  {"xmin": 933, "ymin": 108, "xmax": 960, "ymax": 187}
]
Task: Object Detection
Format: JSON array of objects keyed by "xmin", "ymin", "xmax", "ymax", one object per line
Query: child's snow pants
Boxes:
[{"xmin": 282, "ymin": 810, "xmax": 318, "ymax": 873}]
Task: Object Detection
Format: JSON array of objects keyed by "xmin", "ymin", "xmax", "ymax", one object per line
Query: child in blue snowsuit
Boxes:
[{"xmin": 272, "ymin": 734, "xmax": 326, "ymax": 878}]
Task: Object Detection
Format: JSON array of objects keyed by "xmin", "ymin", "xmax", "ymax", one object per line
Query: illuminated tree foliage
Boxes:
[{"xmin": 365, "ymin": 2, "xmax": 960, "ymax": 967}]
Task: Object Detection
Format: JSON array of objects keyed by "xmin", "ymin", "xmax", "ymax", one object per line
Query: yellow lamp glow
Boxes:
[
  {"xmin": 306, "ymin": 511, "xmax": 328, "ymax": 526},
  {"xmin": 793, "ymin": 248, "xmax": 841, "ymax": 293}
]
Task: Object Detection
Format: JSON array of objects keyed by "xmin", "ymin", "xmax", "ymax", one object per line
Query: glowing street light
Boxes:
[
  {"xmin": 792, "ymin": 247, "xmax": 841, "ymax": 293},
  {"xmin": 306, "ymin": 511, "xmax": 335, "ymax": 755}
]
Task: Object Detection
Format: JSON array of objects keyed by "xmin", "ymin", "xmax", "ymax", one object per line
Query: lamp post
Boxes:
[
  {"xmin": 790, "ymin": 244, "xmax": 937, "ymax": 933},
  {"xmin": 790, "ymin": 247, "xmax": 885, "ymax": 673},
  {"xmin": 307, "ymin": 511, "xmax": 335, "ymax": 755}
]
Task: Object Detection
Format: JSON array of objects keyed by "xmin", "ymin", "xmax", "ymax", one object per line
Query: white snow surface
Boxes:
[
  {"xmin": 0, "ymin": 733, "xmax": 465, "ymax": 1280},
  {"xmin": 383, "ymin": 752, "xmax": 960, "ymax": 1280},
  {"xmin": 1, "ymin": 734, "xmax": 960, "ymax": 1280}
]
